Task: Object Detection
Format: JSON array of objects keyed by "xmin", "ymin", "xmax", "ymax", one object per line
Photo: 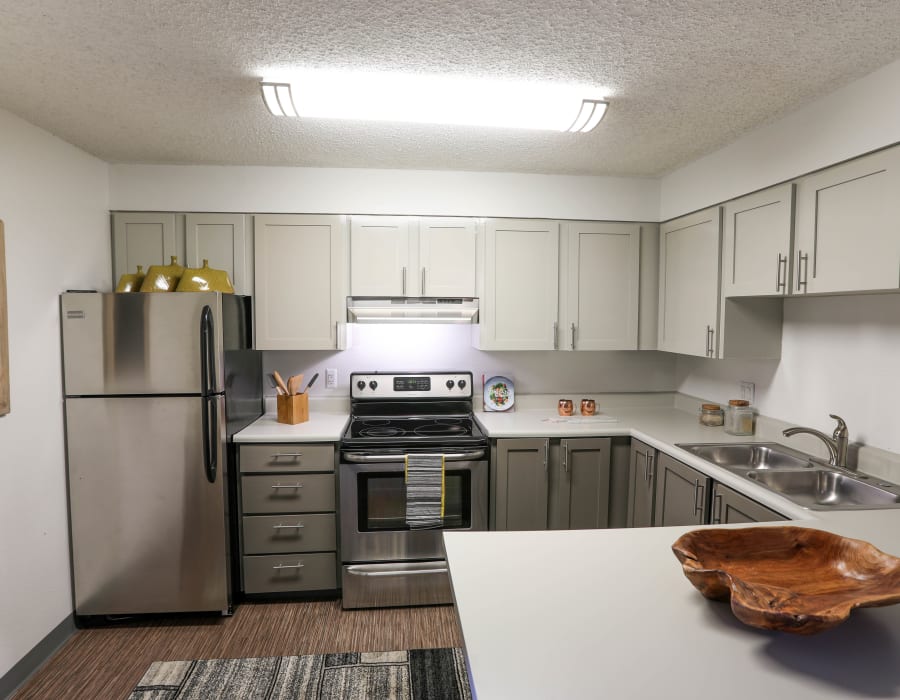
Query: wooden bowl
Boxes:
[{"xmin": 672, "ymin": 526, "xmax": 900, "ymax": 635}]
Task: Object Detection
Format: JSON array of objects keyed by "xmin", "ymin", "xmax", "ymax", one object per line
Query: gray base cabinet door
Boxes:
[
  {"xmin": 710, "ymin": 482, "xmax": 787, "ymax": 524},
  {"xmin": 627, "ymin": 439, "xmax": 657, "ymax": 528},
  {"xmin": 654, "ymin": 453, "xmax": 711, "ymax": 526},
  {"xmin": 493, "ymin": 438, "xmax": 549, "ymax": 530},
  {"xmin": 550, "ymin": 438, "xmax": 611, "ymax": 529}
]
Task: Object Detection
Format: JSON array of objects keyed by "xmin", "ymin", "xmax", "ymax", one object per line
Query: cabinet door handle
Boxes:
[
  {"xmin": 421, "ymin": 267, "xmax": 426, "ymax": 295},
  {"xmin": 639, "ymin": 450, "xmax": 648, "ymax": 483},
  {"xmin": 647, "ymin": 453, "xmax": 655, "ymax": 482},
  {"xmin": 776, "ymin": 253, "xmax": 787, "ymax": 293},
  {"xmin": 562, "ymin": 440, "xmax": 569, "ymax": 474},
  {"xmin": 705, "ymin": 326, "xmax": 714, "ymax": 357},
  {"xmin": 553, "ymin": 322, "xmax": 559, "ymax": 350},
  {"xmin": 571, "ymin": 323, "xmax": 576, "ymax": 350},
  {"xmin": 271, "ymin": 483, "xmax": 304, "ymax": 489},
  {"xmin": 693, "ymin": 479, "xmax": 704, "ymax": 516},
  {"xmin": 543, "ymin": 441, "xmax": 549, "ymax": 472},
  {"xmin": 797, "ymin": 251, "xmax": 808, "ymax": 292},
  {"xmin": 402, "ymin": 266, "xmax": 407, "ymax": 295},
  {"xmin": 712, "ymin": 493, "xmax": 723, "ymax": 524},
  {"xmin": 272, "ymin": 562, "xmax": 305, "ymax": 570},
  {"xmin": 272, "ymin": 523, "xmax": 305, "ymax": 529}
]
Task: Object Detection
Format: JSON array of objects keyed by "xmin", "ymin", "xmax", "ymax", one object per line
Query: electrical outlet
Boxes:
[
  {"xmin": 325, "ymin": 368, "xmax": 338, "ymax": 388},
  {"xmin": 740, "ymin": 381, "xmax": 755, "ymax": 403}
]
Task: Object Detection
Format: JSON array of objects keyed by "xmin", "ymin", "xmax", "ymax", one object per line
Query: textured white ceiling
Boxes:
[{"xmin": 2, "ymin": 1, "xmax": 900, "ymax": 176}]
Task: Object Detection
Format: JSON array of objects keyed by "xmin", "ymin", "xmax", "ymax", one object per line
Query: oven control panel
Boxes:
[{"xmin": 351, "ymin": 372, "xmax": 473, "ymax": 399}]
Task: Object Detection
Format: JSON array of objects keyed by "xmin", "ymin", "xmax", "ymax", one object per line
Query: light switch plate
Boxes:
[
  {"xmin": 740, "ymin": 381, "xmax": 755, "ymax": 403},
  {"xmin": 325, "ymin": 368, "xmax": 338, "ymax": 388}
]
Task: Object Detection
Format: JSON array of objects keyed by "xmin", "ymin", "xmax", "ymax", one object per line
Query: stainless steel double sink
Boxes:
[{"xmin": 675, "ymin": 442, "xmax": 900, "ymax": 510}]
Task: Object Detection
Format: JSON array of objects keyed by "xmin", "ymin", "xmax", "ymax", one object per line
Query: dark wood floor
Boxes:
[{"xmin": 13, "ymin": 600, "xmax": 464, "ymax": 700}]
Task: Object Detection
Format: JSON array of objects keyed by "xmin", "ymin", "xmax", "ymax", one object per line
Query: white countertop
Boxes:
[
  {"xmin": 234, "ymin": 411, "xmax": 349, "ymax": 443},
  {"xmin": 445, "ymin": 512, "xmax": 900, "ymax": 700}
]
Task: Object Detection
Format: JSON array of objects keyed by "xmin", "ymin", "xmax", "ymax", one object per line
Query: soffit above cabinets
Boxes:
[{"xmin": 3, "ymin": 1, "xmax": 900, "ymax": 176}]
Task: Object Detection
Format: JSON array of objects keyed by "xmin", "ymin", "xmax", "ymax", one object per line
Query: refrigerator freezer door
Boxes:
[
  {"xmin": 65, "ymin": 395, "xmax": 229, "ymax": 616},
  {"xmin": 60, "ymin": 292, "xmax": 251, "ymax": 396}
]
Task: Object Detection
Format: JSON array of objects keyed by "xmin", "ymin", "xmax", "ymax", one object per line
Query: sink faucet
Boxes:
[{"xmin": 782, "ymin": 414, "xmax": 850, "ymax": 470}]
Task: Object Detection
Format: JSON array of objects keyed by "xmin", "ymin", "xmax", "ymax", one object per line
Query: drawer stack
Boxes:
[{"xmin": 238, "ymin": 443, "xmax": 338, "ymax": 596}]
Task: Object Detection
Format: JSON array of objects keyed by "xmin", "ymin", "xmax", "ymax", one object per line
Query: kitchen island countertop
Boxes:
[{"xmin": 445, "ymin": 512, "xmax": 900, "ymax": 700}]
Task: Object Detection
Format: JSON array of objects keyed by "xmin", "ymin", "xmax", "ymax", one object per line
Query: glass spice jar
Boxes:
[
  {"xmin": 725, "ymin": 399, "xmax": 755, "ymax": 436},
  {"xmin": 699, "ymin": 403, "xmax": 724, "ymax": 427}
]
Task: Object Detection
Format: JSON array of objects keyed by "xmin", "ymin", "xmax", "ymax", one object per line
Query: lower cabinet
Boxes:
[
  {"xmin": 492, "ymin": 437, "xmax": 613, "ymax": 531},
  {"xmin": 627, "ymin": 439, "xmax": 657, "ymax": 528},
  {"xmin": 710, "ymin": 482, "xmax": 788, "ymax": 524},
  {"xmin": 654, "ymin": 452, "xmax": 711, "ymax": 526},
  {"xmin": 237, "ymin": 443, "xmax": 339, "ymax": 596}
]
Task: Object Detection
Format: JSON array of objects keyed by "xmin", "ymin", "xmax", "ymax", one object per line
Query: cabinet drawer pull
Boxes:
[
  {"xmin": 272, "ymin": 562, "xmax": 305, "ymax": 570},
  {"xmin": 271, "ymin": 483, "xmax": 304, "ymax": 489},
  {"xmin": 271, "ymin": 453, "xmax": 303, "ymax": 458},
  {"xmin": 272, "ymin": 523, "xmax": 305, "ymax": 529},
  {"xmin": 693, "ymin": 479, "xmax": 704, "ymax": 516}
]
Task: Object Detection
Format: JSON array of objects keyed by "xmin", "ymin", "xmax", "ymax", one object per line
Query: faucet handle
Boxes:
[{"xmin": 829, "ymin": 414, "xmax": 848, "ymax": 439}]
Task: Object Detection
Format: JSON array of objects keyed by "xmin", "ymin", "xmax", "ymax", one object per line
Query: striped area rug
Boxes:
[{"xmin": 128, "ymin": 647, "xmax": 472, "ymax": 700}]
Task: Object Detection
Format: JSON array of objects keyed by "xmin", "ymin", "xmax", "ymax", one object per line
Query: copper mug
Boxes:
[
  {"xmin": 558, "ymin": 399, "xmax": 574, "ymax": 416},
  {"xmin": 581, "ymin": 398, "xmax": 596, "ymax": 416}
]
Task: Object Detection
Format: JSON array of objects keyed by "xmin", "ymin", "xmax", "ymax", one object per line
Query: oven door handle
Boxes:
[
  {"xmin": 342, "ymin": 449, "xmax": 486, "ymax": 463},
  {"xmin": 345, "ymin": 564, "xmax": 449, "ymax": 577}
]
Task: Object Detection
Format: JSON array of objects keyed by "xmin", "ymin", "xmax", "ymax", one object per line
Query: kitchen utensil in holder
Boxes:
[{"xmin": 277, "ymin": 392, "xmax": 309, "ymax": 425}]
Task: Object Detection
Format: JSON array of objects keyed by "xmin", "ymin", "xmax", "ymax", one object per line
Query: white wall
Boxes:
[
  {"xmin": 660, "ymin": 57, "xmax": 900, "ymax": 220},
  {"xmin": 109, "ymin": 164, "xmax": 660, "ymax": 222},
  {"xmin": 0, "ymin": 109, "xmax": 110, "ymax": 680},
  {"xmin": 675, "ymin": 294, "xmax": 900, "ymax": 454},
  {"xmin": 264, "ymin": 325, "xmax": 676, "ymax": 399}
]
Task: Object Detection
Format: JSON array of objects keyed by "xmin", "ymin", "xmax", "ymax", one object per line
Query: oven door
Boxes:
[{"xmin": 339, "ymin": 450, "xmax": 488, "ymax": 564}]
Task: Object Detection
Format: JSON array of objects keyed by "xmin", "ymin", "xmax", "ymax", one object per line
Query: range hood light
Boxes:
[
  {"xmin": 260, "ymin": 71, "xmax": 609, "ymax": 133},
  {"xmin": 347, "ymin": 298, "xmax": 479, "ymax": 324}
]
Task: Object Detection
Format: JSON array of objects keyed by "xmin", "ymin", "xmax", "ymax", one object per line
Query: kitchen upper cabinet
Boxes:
[
  {"xmin": 654, "ymin": 452, "xmax": 711, "ymax": 527},
  {"xmin": 492, "ymin": 438, "xmax": 549, "ymax": 531},
  {"xmin": 350, "ymin": 216, "xmax": 411, "ymax": 296},
  {"xmin": 112, "ymin": 212, "xmax": 180, "ymax": 283},
  {"xmin": 710, "ymin": 482, "xmax": 787, "ymax": 524},
  {"xmin": 254, "ymin": 214, "xmax": 348, "ymax": 350},
  {"xmin": 794, "ymin": 147, "xmax": 900, "ymax": 294},
  {"xmin": 559, "ymin": 222, "xmax": 640, "ymax": 350},
  {"xmin": 185, "ymin": 213, "xmax": 251, "ymax": 295},
  {"xmin": 476, "ymin": 219, "xmax": 559, "ymax": 350},
  {"xmin": 549, "ymin": 438, "xmax": 611, "ymax": 529},
  {"xmin": 418, "ymin": 218, "xmax": 478, "ymax": 297},
  {"xmin": 722, "ymin": 184, "xmax": 794, "ymax": 297},
  {"xmin": 658, "ymin": 207, "xmax": 722, "ymax": 358},
  {"xmin": 350, "ymin": 216, "xmax": 478, "ymax": 298},
  {"xmin": 626, "ymin": 439, "xmax": 657, "ymax": 528}
]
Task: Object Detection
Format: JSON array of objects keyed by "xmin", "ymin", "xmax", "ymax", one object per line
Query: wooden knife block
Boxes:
[{"xmin": 277, "ymin": 393, "xmax": 309, "ymax": 425}]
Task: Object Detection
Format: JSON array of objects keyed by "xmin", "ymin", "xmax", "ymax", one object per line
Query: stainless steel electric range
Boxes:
[{"xmin": 339, "ymin": 371, "xmax": 489, "ymax": 609}]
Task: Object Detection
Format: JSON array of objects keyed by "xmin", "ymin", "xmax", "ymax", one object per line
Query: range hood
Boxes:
[{"xmin": 347, "ymin": 297, "xmax": 479, "ymax": 324}]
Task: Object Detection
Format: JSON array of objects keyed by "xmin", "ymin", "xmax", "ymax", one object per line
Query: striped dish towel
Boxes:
[{"xmin": 405, "ymin": 454, "xmax": 445, "ymax": 529}]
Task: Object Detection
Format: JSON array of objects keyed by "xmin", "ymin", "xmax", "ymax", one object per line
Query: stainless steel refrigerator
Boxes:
[{"xmin": 60, "ymin": 292, "xmax": 262, "ymax": 618}]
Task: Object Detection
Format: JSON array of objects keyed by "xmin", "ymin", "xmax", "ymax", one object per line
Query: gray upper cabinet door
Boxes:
[
  {"xmin": 626, "ymin": 439, "xmax": 657, "ymax": 528},
  {"xmin": 654, "ymin": 452, "xmax": 711, "ymax": 526},
  {"xmin": 559, "ymin": 222, "xmax": 640, "ymax": 350},
  {"xmin": 794, "ymin": 146, "xmax": 900, "ymax": 294},
  {"xmin": 493, "ymin": 438, "xmax": 549, "ymax": 531},
  {"xmin": 185, "ymin": 214, "xmax": 250, "ymax": 295},
  {"xmin": 657, "ymin": 207, "xmax": 722, "ymax": 358},
  {"xmin": 721, "ymin": 183, "xmax": 794, "ymax": 298},
  {"xmin": 112, "ymin": 212, "xmax": 180, "ymax": 284},
  {"xmin": 552, "ymin": 438, "xmax": 611, "ymax": 529},
  {"xmin": 710, "ymin": 482, "xmax": 787, "ymax": 524}
]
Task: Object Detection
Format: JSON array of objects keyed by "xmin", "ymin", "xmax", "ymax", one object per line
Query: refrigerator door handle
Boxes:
[
  {"xmin": 202, "ymin": 395, "xmax": 218, "ymax": 483},
  {"xmin": 199, "ymin": 305, "xmax": 216, "ymax": 396}
]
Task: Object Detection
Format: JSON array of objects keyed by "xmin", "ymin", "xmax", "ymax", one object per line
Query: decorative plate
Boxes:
[
  {"xmin": 672, "ymin": 526, "xmax": 900, "ymax": 635},
  {"xmin": 484, "ymin": 376, "xmax": 515, "ymax": 412}
]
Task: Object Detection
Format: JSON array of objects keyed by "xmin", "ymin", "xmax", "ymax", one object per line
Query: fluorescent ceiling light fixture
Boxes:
[{"xmin": 260, "ymin": 71, "xmax": 608, "ymax": 132}]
